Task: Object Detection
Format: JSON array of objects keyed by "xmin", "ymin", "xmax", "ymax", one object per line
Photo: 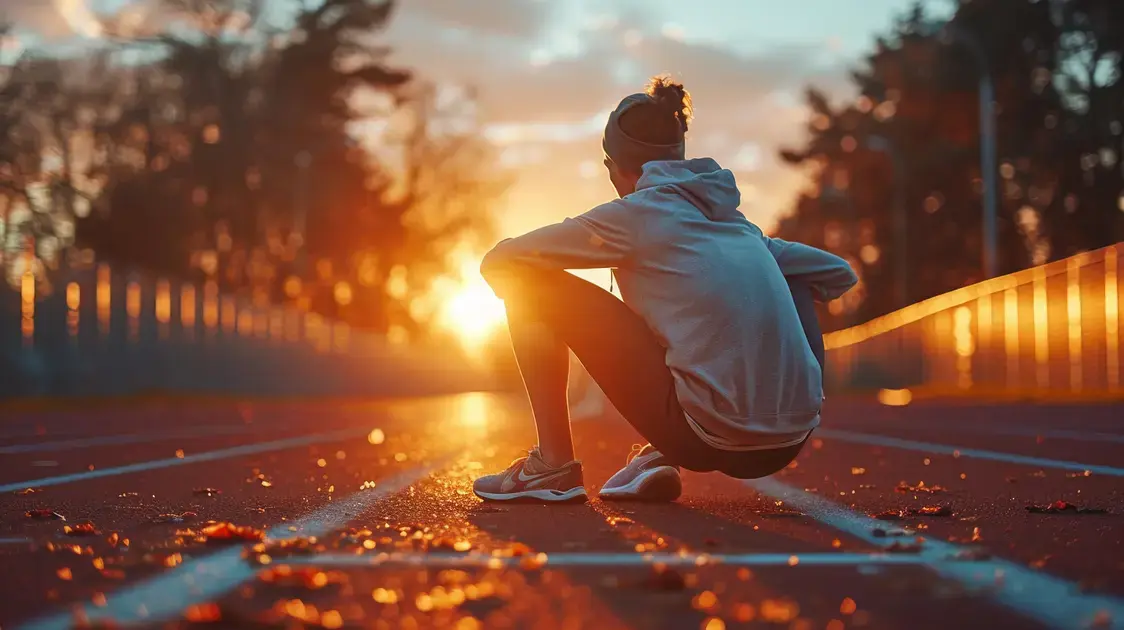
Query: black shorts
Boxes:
[{"xmin": 483, "ymin": 264, "xmax": 822, "ymax": 479}]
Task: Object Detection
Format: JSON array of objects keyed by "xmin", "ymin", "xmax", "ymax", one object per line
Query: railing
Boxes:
[
  {"xmin": 824, "ymin": 243, "xmax": 1122, "ymax": 398},
  {"xmin": 1, "ymin": 262, "xmax": 492, "ymax": 398}
]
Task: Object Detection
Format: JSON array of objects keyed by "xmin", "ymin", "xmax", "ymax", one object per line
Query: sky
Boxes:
[{"xmin": 2, "ymin": 0, "xmax": 951, "ymax": 240}]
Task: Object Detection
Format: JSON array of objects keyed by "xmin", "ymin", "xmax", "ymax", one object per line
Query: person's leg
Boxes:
[
  {"xmin": 482, "ymin": 262, "xmax": 717, "ymax": 472},
  {"xmin": 503, "ymin": 303, "xmax": 575, "ymax": 467}
]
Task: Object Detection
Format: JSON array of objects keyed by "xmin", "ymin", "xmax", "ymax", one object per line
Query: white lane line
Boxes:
[
  {"xmin": 278, "ymin": 550, "xmax": 929, "ymax": 569},
  {"xmin": 18, "ymin": 464, "xmax": 438, "ymax": 630},
  {"xmin": 833, "ymin": 423, "xmax": 1124, "ymax": 445},
  {"xmin": 0, "ymin": 426, "xmax": 260, "ymax": 455},
  {"xmin": 0, "ymin": 428, "xmax": 370, "ymax": 494},
  {"xmin": 816, "ymin": 429, "xmax": 1124, "ymax": 477},
  {"xmin": 747, "ymin": 477, "xmax": 1124, "ymax": 630},
  {"xmin": 0, "ymin": 537, "xmax": 31, "ymax": 545}
]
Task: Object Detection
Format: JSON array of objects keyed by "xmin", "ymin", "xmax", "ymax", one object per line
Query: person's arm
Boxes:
[
  {"xmin": 765, "ymin": 237, "xmax": 858, "ymax": 302},
  {"xmin": 481, "ymin": 200, "xmax": 639, "ymax": 273}
]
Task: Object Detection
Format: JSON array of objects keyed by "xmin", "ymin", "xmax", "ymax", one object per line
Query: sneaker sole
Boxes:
[
  {"xmin": 474, "ymin": 487, "xmax": 588, "ymax": 503},
  {"xmin": 599, "ymin": 466, "xmax": 682, "ymax": 502}
]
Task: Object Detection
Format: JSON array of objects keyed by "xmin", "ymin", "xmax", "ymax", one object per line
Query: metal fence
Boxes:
[
  {"xmin": 1, "ymin": 263, "xmax": 492, "ymax": 399},
  {"xmin": 824, "ymin": 243, "xmax": 1122, "ymax": 398}
]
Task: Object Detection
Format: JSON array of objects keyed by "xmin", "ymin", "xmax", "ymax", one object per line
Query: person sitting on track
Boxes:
[{"xmin": 472, "ymin": 75, "xmax": 858, "ymax": 503}]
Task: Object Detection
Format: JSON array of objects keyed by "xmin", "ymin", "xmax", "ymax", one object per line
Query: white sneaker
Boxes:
[{"xmin": 599, "ymin": 444, "xmax": 682, "ymax": 502}]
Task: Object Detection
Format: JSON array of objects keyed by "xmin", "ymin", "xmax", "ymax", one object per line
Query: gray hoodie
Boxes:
[{"xmin": 488, "ymin": 158, "xmax": 858, "ymax": 450}]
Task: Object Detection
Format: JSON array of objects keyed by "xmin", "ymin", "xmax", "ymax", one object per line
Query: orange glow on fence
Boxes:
[
  {"xmin": 1107, "ymin": 247, "xmax": 1120, "ymax": 390},
  {"xmin": 66, "ymin": 282, "xmax": 81, "ymax": 311},
  {"xmin": 1033, "ymin": 267, "xmax": 1048, "ymax": 388},
  {"xmin": 126, "ymin": 280, "xmax": 141, "ymax": 339},
  {"xmin": 1066, "ymin": 258, "xmax": 1082, "ymax": 391},
  {"xmin": 270, "ymin": 310, "xmax": 283, "ymax": 339},
  {"xmin": 97, "ymin": 264, "xmax": 110, "ymax": 332},
  {"xmin": 126, "ymin": 281, "xmax": 141, "ymax": 319},
  {"xmin": 977, "ymin": 293, "xmax": 992, "ymax": 353},
  {"xmin": 155, "ymin": 279, "xmax": 171, "ymax": 324},
  {"xmin": 253, "ymin": 310, "xmax": 268, "ymax": 338},
  {"xmin": 823, "ymin": 244, "xmax": 1122, "ymax": 395},
  {"xmin": 203, "ymin": 282, "xmax": 219, "ymax": 328},
  {"xmin": 181, "ymin": 284, "xmax": 196, "ymax": 328},
  {"xmin": 953, "ymin": 306, "xmax": 973, "ymax": 389},
  {"xmin": 1004, "ymin": 288, "xmax": 1019, "ymax": 387},
  {"xmin": 21, "ymin": 270, "xmax": 34, "ymax": 340},
  {"xmin": 238, "ymin": 309, "xmax": 254, "ymax": 336},
  {"xmin": 221, "ymin": 297, "xmax": 236, "ymax": 333},
  {"xmin": 67, "ymin": 282, "xmax": 80, "ymax": 337}
]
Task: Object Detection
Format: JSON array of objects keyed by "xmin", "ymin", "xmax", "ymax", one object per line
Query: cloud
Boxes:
[
  {"xmin": 395, "ymin": 0, "xmax": 554, "ymax": 38},
  {"xmin": 0, "ymin": 0, "xmax": 76, "ymax": 38},
  {"xmin": 382, "ymin": 2, "xmax": 856, "ymax": 233}
]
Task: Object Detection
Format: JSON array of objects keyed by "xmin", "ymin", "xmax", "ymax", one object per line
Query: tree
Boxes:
[
  {"xmin": 776, "ymin": 0, "xmax": 1122, "ymax": 330},
  {"xmin": 58, "ymin": 0, "xmax": 504, "ymax": 336}
]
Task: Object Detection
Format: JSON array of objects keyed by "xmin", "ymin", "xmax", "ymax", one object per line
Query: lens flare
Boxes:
[{"xmin": 437, "ymin": 255, "xmax": 505, "ymax": 349}]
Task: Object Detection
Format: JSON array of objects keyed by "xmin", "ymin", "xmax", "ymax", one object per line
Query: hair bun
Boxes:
[{"xmin": 645, "ymin": 75, "xmax": 693, "ymax": 133}]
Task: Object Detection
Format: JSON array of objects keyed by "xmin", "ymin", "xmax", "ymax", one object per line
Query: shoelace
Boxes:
[{"xmin": 625, "ymin": 443, "xmax": 646, "ymax": 465}]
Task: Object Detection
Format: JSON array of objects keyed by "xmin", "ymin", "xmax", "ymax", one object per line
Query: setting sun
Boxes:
[{"xmin": 437, "ymin": 256, "xmax": 507, "ymax": 348}]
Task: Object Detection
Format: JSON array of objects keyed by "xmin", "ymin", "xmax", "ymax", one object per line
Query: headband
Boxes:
[{"xmin": 602, "ymin": 93, "xmax": 685, "ymax": 173}]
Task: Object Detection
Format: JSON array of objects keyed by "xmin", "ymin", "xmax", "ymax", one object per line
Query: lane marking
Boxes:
[
  {"xmin": 278, "ymin": 551, "xmax": 929, "ymax": 569},
  {"xmin": 0, "ymin": 426, "xmax": 260, "ymax": 455},
  {"xmin": 816, "ymin": 429, "xmax": 1124, "ymax": 477},
  {"xmin": 747, "ymin": 477, "xmax": 1124, "ymax": 630},
  {"xmin": 832, "ymin": 422, "xmax": 1124, "ymax": 445},
  {"xmin": 19, "ymin": 464, "xmax": 437, "ymax": 630},
  {"xmin": 0, "ymin": 428, "xmax": 370, "ymax": 494},
  {"xmin": 0, "ymin": 537, "xmax": 31, "ymax": 545}
]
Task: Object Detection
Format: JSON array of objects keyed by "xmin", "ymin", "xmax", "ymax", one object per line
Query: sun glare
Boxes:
[{"xmin": 437, "ymin": 256, "xmax": 506, "ymax": 349}]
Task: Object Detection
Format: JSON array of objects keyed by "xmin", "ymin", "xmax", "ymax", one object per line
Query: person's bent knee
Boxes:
[{"xmin": 480, "ymin": 249, "xmax": 519, "ymax": 299}]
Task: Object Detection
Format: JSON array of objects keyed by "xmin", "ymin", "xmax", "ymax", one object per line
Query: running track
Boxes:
[{"xmin": 1, "ymin": 394, "xmax": 1122, "ymax": 629}]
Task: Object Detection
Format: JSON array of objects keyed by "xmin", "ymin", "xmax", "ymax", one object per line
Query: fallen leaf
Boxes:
[
  {"xmin": 14, "ymin": 488, "xmax": 39, "ymax": 495},
  {"xmin": 193, "ymin": 488, "xmax": 222, "ymax": 497},
  {"xmin": 906, "ymin": 505, "xmax": 953, "ymax": 517},
  {"xmin": 851, "ymin": 467, "xmax": 866, "ymax": 476},
  {"xmin": 63, "ymin": 523, "xmax": 99, "ymax": 536},
  {"xmin": 872, "ymin": 511, "xmax": 904, "ymax": 521},
  {"xmin": 1026, "ymin": 501, "xmax": 1107, "ymax": 515},
  {"xmin": 759, "ymin": 599, "xmax": 800, "ymax": 623},
  {"xmin": 200, "ymin": 522, "xmax": 265, "ymax": 543},
  {"xmin": 25, "ymin": 509, "xmax": 66, "ymax": 521},
  {"xmin": 249, "ymin": 536, "xmax": 323, "ymax": 559}
]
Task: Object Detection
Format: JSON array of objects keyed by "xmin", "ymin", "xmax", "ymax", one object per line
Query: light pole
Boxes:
[
  {"xmin": 866, "ymin": 135, "xmax": 909, "ymax": 309},
  {"xmin": 941, "ymin": 23, "xmax": 999, "ymax": 280}
]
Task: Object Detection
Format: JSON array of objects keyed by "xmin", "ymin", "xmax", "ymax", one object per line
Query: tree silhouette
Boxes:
[{"xmin": 777, "ymin": 0, "xmax": 1123, "ymax": 330}]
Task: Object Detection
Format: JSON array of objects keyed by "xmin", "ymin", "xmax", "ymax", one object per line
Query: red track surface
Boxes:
[{"xmin": 1, "ymin": 394, "xmax": 1122, "ymax": 629}]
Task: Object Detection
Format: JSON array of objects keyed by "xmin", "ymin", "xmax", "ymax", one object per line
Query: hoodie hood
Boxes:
[{"xmin": 634, "ymin": 157, "xmax": 742, "ymax": 222}]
